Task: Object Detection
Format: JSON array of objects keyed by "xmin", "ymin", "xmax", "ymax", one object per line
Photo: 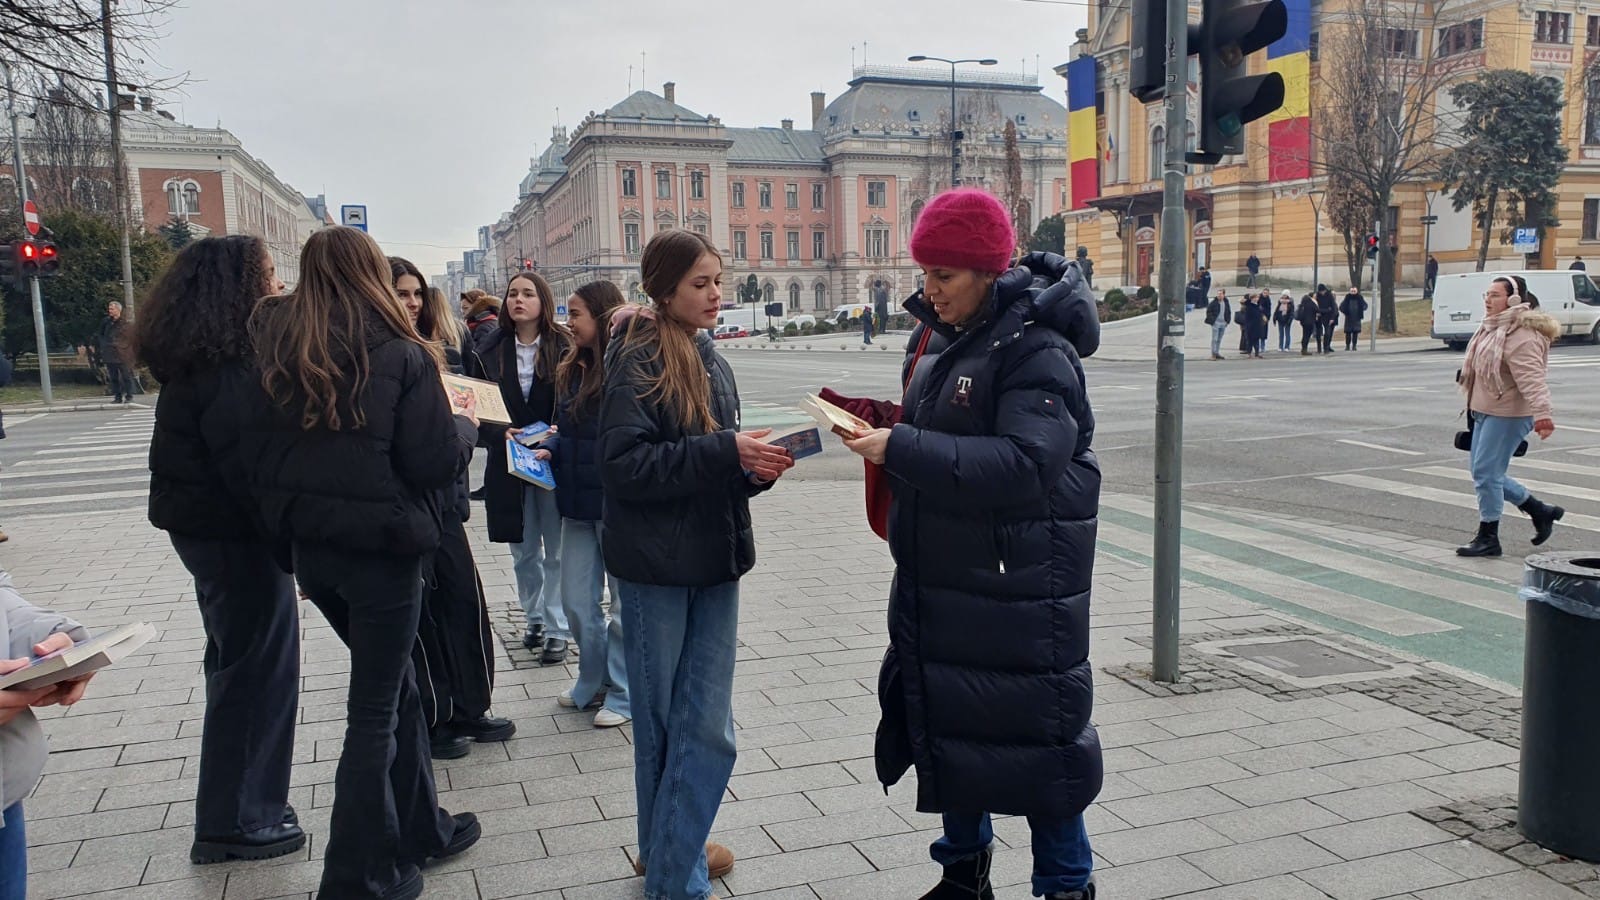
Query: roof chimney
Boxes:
[
  {"xmin": 139, "ymin": 96, "xmax": 153, "ymax": 112},
  {"xmin": 663, "ymin": 81, "xmax": 676, "ymax": 104},
  {"xmin": 116, "ymin": 93, "xmax": 135, "ymax": 112},
  {"xmin": 781, "ymin": 118, "xmax": 794, "ymax": 131},
  {"xmin": 811, "ymin": 91, "xmax": 826, "ymax": 125}
]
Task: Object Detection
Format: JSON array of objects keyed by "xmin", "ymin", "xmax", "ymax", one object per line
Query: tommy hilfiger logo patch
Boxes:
[{"xmin": 953, "ymin": 376, "xmax": 973, "ymax": 407}]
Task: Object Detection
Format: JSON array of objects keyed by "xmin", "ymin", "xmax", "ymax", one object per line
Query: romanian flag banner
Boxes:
[
  {"xmin": 1265, "ymin": 0, "xmax": 1312, "ymax": 181},
  {"xmin": 1067, "ymin": 56, "xmax": 1099, "ymax": 210}
]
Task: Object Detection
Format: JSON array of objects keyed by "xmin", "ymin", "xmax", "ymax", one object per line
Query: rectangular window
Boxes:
[
  {"xmin": 1584, "ymin": 199, "xmax": 1599, "ymax": 241},
  {"xmin": 865, "ymin": 226, "xmax": 889, "ymax": 259},
  {"xmin": 733, "ymin": 231, "xmax": 748, "ymax": 260},
  {"xmin": 1589, "ymin": 15, "xmax": 1600, "ymax": 47},
  {"xmin": 690, "ymin": 170, "xmax": 705, "ymax": 200},
  {"xmin": 760, "ymin": 231, "xmax": 774, "ymax": 260},
  {"xmin": 692, "ymin": 222, "xmax": 708, "ymax": 235},
  {"xmin": 1536, "ymin": 11, "xmax": 1572, "ymax": 44},
  {"xmin": 759, "ymin": 183, "xmax": 773, "ymax": 208},
  {"xmin": 812, "ymin": 230, "xmax": 825, "ymax": 260},
  {"xmin": 622, "ymin": 168, "xmax": 637, "ymax": 197},
  {"xmin": 731, "ymin": 182, "xmax": 745, "ymax": 208},
  {"xmin": 656, "ymin": 169, "xmax": 672, "ymax": 200},
  {"xmin": 786, "ymin": 230, "xmax": 800, "ymax": 259},
  {"xmin": 867, "ymin": 180, "xmax": 887, "ymax": 207},
  {"xmin": 1385, "ymin": 28, "xmax": 1419, "ymax": 58},
  {"xmin": 812, "ymin": 183, "xmax": 825, "ymax": 209},
  {"xmin": 1308, "ymin": 31, "xmax": 1320, "ymax": 62},
  {"xmin": 1437, "ymin": 20, "xmax": 1484, "ymax": 57},
  {"xmin": 785, "ymin": 184, "xmax": 798, "ymax": 209},
  {"xmin": 624, "ymin": 222, "xmax": 640, "ymax": 256}
]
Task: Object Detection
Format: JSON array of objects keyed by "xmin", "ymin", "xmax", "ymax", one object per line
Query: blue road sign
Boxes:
[{"xmin": 340, "ymin": 205, "xmax": 369, "ymax": 232}]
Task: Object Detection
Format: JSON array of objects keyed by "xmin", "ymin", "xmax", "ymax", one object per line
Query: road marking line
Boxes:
[
  {"xmin": 32, "ymin": 444, "xmax": 148, "ymax": 456},
  {"xmin": 0, "ymin": 489, "xmax": 147, "ymax": 508},
  {"xmin": 1409, "ymin": 465, "xmax": 1600, "ymax": 504},
  {"xmin": 3, "ymin": 415, "xmax": 45, "ymax": 427},
  {"xmin": 1, "ymin": 475, "xmax": 146, "ymax": 492},
  {"xmin": 1337, "ymin": 439, "xmax": 1424, "ymax": 456},
  {"xmin": 0, "ymin": 463, "xmax": 146, "ymax": 479},
  {"xmin": 12, "ymin": 452, "xmax": 143, "ymax": 467},
  {"xmin": 1319, "ymin": 473, "xmax": 1600, "ymax": 532},
  {"xmin": 1511, "ymin": 458, "xmax": 1600, "ymax": 479},
  {"xmin": 1558, "ymin": 425, "xmax": 1600, "ymax": 434}
]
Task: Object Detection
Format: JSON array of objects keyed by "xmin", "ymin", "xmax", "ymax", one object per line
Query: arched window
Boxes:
[
  {"xmin": 813, "ymin": 282, "xmax": 827, "ymax": 310},
  {"xmin": 1149, "ymin": 126, "xmax": 1165, "ymax": 180},
  {"xmin": 184, "ymin": 183, "xmax": 200, "ymax": 214},
  {"xmin": 788, "ymin": 283, "xmax": 801, "ymax": 310},
  {"xmin": 762, "ymin": 283, "xmax": 774, "ymax": 305},
  {"xmin": 165, "ymin": 178, "xmax": 201, "ymax": 216}
]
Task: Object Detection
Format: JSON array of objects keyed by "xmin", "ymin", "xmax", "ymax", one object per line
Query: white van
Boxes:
[
  {"xmin": 1431, "ymin": 270, "xmax": 1600, "ymax": 349},
  {"xmin": 830, "ymin": 304, "xmax": 871, "ymax": 324}
]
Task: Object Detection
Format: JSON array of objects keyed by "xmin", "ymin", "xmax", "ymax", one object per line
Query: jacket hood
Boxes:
[
  {"xmin": 1522, "ymin": 311, "xmax": 1561, "ymax": 341},
  {"xmin": 903, "ymin": 251, "xmax": 1100, "ymax": 358}
]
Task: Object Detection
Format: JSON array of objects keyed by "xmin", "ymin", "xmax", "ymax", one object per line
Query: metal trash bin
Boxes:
[{"xmin": 1518, "ymin": 551, "xmax": 1600, "ymax": 863}]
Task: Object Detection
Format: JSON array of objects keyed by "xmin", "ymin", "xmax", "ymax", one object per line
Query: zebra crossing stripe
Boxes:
[
  {"xmin": 1408, "ymin": 465, "xmax": 1600, "ymax": 504},
  {"xmin": 1317, "ymin": 473, "xmax": 1600, "ymax": 533}
]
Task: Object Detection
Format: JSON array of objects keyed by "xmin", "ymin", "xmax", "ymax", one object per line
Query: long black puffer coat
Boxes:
[
  {"xmin": 598, "ymin": 317, "xmax": 773, "ymax": 587},
  {"xmin": 875, "ymin": 251, "xmax": 1104, "ymax": 819},
  {"xmin": 465, "ymin": 325, "xmax": 570, "ymax": 543}
]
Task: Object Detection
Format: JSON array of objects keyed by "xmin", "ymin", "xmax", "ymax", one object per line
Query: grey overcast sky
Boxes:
[{"xmin": 156, "ymin": 0, "xmax": 1088, "ymax": 277}]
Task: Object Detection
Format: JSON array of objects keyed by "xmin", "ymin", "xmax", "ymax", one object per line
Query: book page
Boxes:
[
  {"xmin": 801, "ymin": 393, "xmax": 871, "ymax": 436},
  {"xmin": 441, "ymin": 373, "xmax": 512, "ymax": 424}
]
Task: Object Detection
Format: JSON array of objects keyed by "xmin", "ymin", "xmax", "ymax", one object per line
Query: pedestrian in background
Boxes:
[
  {"xmin": 601, "ymin": 229, "xmax": 793, "ymax": 900},
  {"xmin": 1205, "ymin": 289, "xmax": 1231, "ymax": 360},
  {"xmin": 1199, "ymin": 266, "xmax": 1212, "ymax": 297},
  {"xmin": 1273, "ymin": 291, "xmax": 1295, "ymax": 352},
  {"xmin": 240, "ymin": 226, "xmax": 481, "ymax": 900},
  {"xmin": 467, "ymin": 272, "xmax": 574, "ymax": 665},
  {"xmin": 1316, "ymin": 284, "xmax": 1339, "ymax": 353},
  {"xmin": 1340, "ymin": 287, "xmax": 1368, "ymax": 352},
  {"xmin": 1424, "ymin": 254, "xmax": 1439, "ymax": 299},
  {"xmin": 1246, "ymin": 252, "xmax": 1260, "ymax": 288},
  {"xmin": 862, "ymin": 308, "xmax": 875, "ymax": 345},
  {"xmin": 1075, "ymin": 245, "xmax": 1094, "ymax": 289},
  {"xmin": 462, "ymin": 290, "xmax": 501, "ymax": 350},
  {"xmin": 1570, "ymin": 256, "xmax": 1586, "ymax": 272},
  {"xmin": 1297, "ymin": 290, "xmax": 1319, "ymax": 356},
  {"xmin": 841, "ymin": 189, "xmax": 1101, "ymax": 900},
  {"xmin": 136, "ymin": 235, "xmax": 305, "ymax": 865},
  {"xmin": 1, "ymin": 570, "xmax": 95, "ymax": 900},
  {"xmin": 537, "ymin": 280, "xmax": 631, "ymax": 729},
  {"xmin": 392, "ymin": 257, "xmax": 511, "ymax": 760},
  {"xmin": 97, "ymin": 301, "xmax": 136, "ymax": 403},
  {"xmin": 1455, "ymin": 275, "xmax": 1563, "ymax": 558},
  {"xmin": 1237, "ymin": 294, "xmax": 1256, "ymax": 357}
]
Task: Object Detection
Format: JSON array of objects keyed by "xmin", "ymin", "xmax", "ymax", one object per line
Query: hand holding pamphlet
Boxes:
[
  {"xmin": 513, "ymin": 421, "xmax": 556, "ymax": 446},
  {"xmin": 764, "ymin": 426, "xmax": 823, "ymax": 461},
  {"xmin": 506, "ymin": 438, "xmax": 556, "ymax": 489},
  {"xmin": 442, "ymin": 373, "xmax": 512, "ymax": 424},
  {"xmin": 0, "ymin": 622, "xmax": 155, "ymax": 692},
  {"xmin": 801, "ymin": 393, "xmax": 873, "ymax": 437}
]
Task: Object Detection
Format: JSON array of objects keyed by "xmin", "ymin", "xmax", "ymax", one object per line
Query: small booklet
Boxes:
[
  {"xmin": 506, "ymin": 438, "xmax": 556, "ymax": 490},
  {"xmin": 441, "ymin": 373, "xmax": 512, "ymax": 425},
  {"xmin": 513, "ymin": 421, "xmax": 556, "ymax": 447},
  {"xmin": 0, "ymin": 622, "xmax": 156, "ymax": 692},
  {"xmin": 766, "ymin": 426, "xmax": 824, "ymax": 461},
  {"xmin": 801, "ymin": 393, "xmax": 871, "ymax": 437}
]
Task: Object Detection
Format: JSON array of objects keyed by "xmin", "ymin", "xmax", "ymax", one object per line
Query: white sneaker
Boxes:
[
  {"xmin": 557, "ymin": 688, "xmax": 577, "ymax": 709},
  {"xmin": 593, "ymin": 709, "xmax": 631, "ymax": 728}
]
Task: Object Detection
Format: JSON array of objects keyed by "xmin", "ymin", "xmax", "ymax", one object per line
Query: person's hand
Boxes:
[
  {"xmin": 842, "ymin": 427, "xmax": 892, "ymax": 465},
  {"xmin": 533, "ymin": 449, "xmax": 551, "ymax": 461},
  {"xmin": 32, "ymin": 673, "xmax": 93, "ymax": 708},
  {"xmin": 504, "ymin": 426, "xmax": 520, "ymax": 442},
  {"xmin": 735, "ymin": 429, "xmax": 793, "ymax": 482},
  {"xmin": 454, "ymin": 392, "xmax": 479, "ymax": 428},
  {"xmin": 31, "ymin": 632, "xmax": 73, "ymax": 657},
  {"xmin": 1535, "ymin": 418, "xmax": 1556, "ymax": 439},
  {"xmin": 0, "ymin": 672, "xmax": 50, "ymax": 726}
]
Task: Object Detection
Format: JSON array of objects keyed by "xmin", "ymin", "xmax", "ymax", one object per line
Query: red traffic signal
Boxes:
[
  {"xmin": 5, "ymin": 240, "xmax": 59, "ymax": 283},
  {"xmin": 38, "ymin": 241, "xmax": 60, "ymax": 277}
]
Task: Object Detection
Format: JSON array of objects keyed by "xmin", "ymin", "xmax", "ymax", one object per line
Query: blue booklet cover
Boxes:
[
  {"xmin": 506, "ymin": 438, "xmax": 556, "ymax": 490},
  {"xmin": 514, "ymin": 421, "xmax": 556, "ymax": 446},
  {"xmin": 769, "ymin": 427, "xmax": 823, "ymax": 461}
]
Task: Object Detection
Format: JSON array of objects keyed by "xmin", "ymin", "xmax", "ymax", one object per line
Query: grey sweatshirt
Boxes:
[{"xmin": 0, "ymin": 570, "xmax": 87, "ymax": 819}]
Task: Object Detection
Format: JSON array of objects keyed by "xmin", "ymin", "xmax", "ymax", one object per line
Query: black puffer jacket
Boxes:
[
  {"xmin": 547, "ymin": 381, "xmax": 603, "ymax": 522},
  {"xmin": 237, "ymin": 321, "xmax": 476, "ymax": 556},
  {"xmin": 875, "ymin": 251, "xmax": 1104, "ymax": 819},
  {"xmin": 148, "ymin": 361, "xmax": 262, "ymax": 541},
  {"xmin": 599, "ymin": 317, "xmax": 771, "ymax": 587},
  {"xmin": 465, "ymin": 325, "xmax": 570, "ymax": 543}
]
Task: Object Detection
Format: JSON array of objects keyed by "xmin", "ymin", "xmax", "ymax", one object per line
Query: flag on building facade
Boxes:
[
  {"xmin": 1067, "ymin": 56, "xmax": 1100, "ymax": 210},
  {"xmin": 1265, "ymin": 0, "xmax": 1312, "ymax": 181}
]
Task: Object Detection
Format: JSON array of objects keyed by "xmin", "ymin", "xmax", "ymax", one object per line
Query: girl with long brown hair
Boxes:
[
  {"xmin": 600, "ymin": 229, "xmax": 793, "ymax": 900},
  {"xmin": 465, "ymin": 270, "xmax": 573, "ymax": 664},
  {"xmin": 238, "ymin": 227, "xmax": 482, "ymax": 900},
  {"xmin": 390, "ymin": 257, "xmax": 513, "ymax": 761}
]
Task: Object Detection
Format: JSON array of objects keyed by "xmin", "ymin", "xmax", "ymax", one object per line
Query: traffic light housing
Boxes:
[
  {"xmin": 0, "ymin": 242, "xmax": 11, "ymax": 287},
  {"xmin": 1128, "ymin": 1, "xmax": 1171, "ymax": 103},
  {"xmin": 1366, "ymin": 235, "xmax": 1379, "ymax": 259},
  {"xmin": 1192, "ymin": 0, "xmax": 1288, "ymax": 163},
  {"xmin": 14, "ymin": 240, "xmax": 41, "ymax": 283},
  {"xmin": 37, "ymin": 241, "xmax": 59, "ymax": 277}
]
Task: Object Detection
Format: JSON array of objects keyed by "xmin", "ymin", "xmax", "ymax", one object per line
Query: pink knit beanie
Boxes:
[{"xmin": 909, "ymin": 189, "xmax": 1015, "ymax": 274}]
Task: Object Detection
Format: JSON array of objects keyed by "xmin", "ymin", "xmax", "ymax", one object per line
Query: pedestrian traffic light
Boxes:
[
  {"xmin": 12, "ymin": 240, "xmax": 41, "ymax": 283},
  {"xmin": 1366, "ymin": 235, "xmax": 1379, "ymax": 259},
  {"xmin": 38, "ymin": 241, "xmax": 59, "ymax": 278},
  {"xmin": 1128, "ymin": 1, "xmax": 1173, "ymax": 102},
  {"xmin": 1191, "ymin": 0, "xmax": 1288, "ymax": 163}
]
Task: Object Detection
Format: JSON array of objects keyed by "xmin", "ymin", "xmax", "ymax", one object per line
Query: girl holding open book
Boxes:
[
  {"xmin": 391, "ymin": 256, "xmax": 511, "ymax": 761},
  {"xmin": 465, "ymin": 271, "xmax": 574, "ymax": 665},
  {"xmin": 239, "ymin": 227, "xmax": 481, "ymax": 900},
  {"xmin": 600, "ymin": 230, "xmax": 794, "ymax": 900},
  {"xmin": 136, "ymin": 235, "xmax": 306, "ymax": 865}
]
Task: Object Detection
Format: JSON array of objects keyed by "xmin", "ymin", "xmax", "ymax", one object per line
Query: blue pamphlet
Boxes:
[
  {"xmin": 768, "ymin": 427, "xmax": 823, "ymax": 461},
  {"xmin": 514, "ymin": 421, "xmax": 556, "ymax": 447},
  {"xmin": 507, "ymin": 438, "xmax": 556, "ymax": 489}
]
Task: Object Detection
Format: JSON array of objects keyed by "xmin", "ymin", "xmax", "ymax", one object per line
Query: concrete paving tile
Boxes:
[
  {"xmin": 849, "ymin": 827, "xmax": 945, "ymax": 870},
  {"xmin": 1104, "ymin": 787, "xmax": 1244, "ymax": 827},
  {"xmin": 762, "ymin": 807, "xmax": 912, "ymax": 851},
  {"xmin": 220, "ymin": 860, "xmax": 324, "ymax": 900},
  {"xmin": 1309, "ymin": 783, "xmax": 1452, "ymax": 822},
  {"xmin": 1319, "ymin": 727, "xmax": 1448, "ymax": 759},
  {"xmin": 720, "ymin": 843, "xmax": 873, "ymax": 895},
  {"xmin": 1183, "ymin": 834, "xmax": 1342, "ymax": 884},
  {"xmin": 1148, "ymin": 708, "xmax": 1271, "ymax": 737},
  {"xmin": 1317, "ymin": 753, "xmax": 1452, "ymax": 788},
  {"xmin": 1168, "ymin": 874, "xmax": 1339, "ymax": 899},
  {"xmin": 1138, "ymin": 732, "xmax": 1260, "ymax": 765},
  {"xmin": 1224, "ymin": 740, "xmax": 1351, "ymax": 776},
  {"xmin": 476, "ymin": 848, "xmax": 636, "ymax": 900},
  {"xmin": 1126, "ymin": 757, "xmax": 1256, "ymax": 794},
  {"xmin": 1231, "ymin": 717, "xmax": 1354, "ymax": 749},
  {"xmin": 727, "ymin": 762, "xmax": 856, "ymax": 800},
  {"xmin": 1415, "ymin": 840, "xmax": 1524, "ymax": 879},
  {"xmin": 1304, "ymin": 813, "xmax": 1457, "ymax": 861},
  {"xmin": 1212, "ymin": 768, "xmax": 1350, "ymax": 807},
  {"xmin": 766, "ymin": 733, "xmax": 874, "ymax": 769},
  {"xmin": 1093, "ymin": 857, "xmax": 1221, "ymax": 900},
  {"xmin": 1300, "ymin": 850, "xmax": 1467, "ymax": 900},
  {"xmin": 809, "ymin": 863, "xmax": 930, "ymax": 900},
  {"xmin": 1413, "ymin": 767, "xmax": 1519, "ymax": 802},
  {"xmin": 25, "ymin": 857, "xmax": 149, "ymax": 900},
  {"xmin": 1413, "ymin": 870, "xmax": 1589, "ymax": 899},
  {"xmin": 25, "ymin": 803, "xmax": 168, "ymax": 846},
  {"xmin": 709, "ymin": 793, "xmax": 824, "ymax": 831},
  {"xmin": 1091, "ymin": 819, "xmax": 1234, "ymax": 866},
  {"xmin": 1199, "ymin": 798, "xmax": 1347, "ymax": 843},
  {"xmin": 1413, "ymin": 741, "xmax": 1520, "ymax": 774}
]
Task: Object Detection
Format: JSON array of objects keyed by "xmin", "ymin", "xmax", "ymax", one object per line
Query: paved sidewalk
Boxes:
[{"xmin": 11, "ymin": 482, "xmax": 1593, "ymax": 899}]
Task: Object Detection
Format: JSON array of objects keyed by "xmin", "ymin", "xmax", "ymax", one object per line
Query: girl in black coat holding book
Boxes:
[{"xmin": 136, "ymin": 236, "xmax": 304, "ymax": 866}]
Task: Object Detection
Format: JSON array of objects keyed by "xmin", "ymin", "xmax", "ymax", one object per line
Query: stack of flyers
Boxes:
[
  {"xmin": 514, "ymin": 421, "xmax": 556, "ymax": 446},
  {"xmin": 506, "ymin": 438, "xmax": 556, "ymax": 489}
]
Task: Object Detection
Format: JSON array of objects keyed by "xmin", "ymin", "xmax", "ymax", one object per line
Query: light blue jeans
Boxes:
[
  {"xmin": 620, "ymin": 578, "xmax": 739, "ymax": 900},
  {"xmin": 1210, "ymin": 321, "xmax": 1227, "ymax": 356},
  {"xmin": 934, "ymin": 812, "xmax": 1093, "ymax": 896},
  {"xmin": 0, "ymin": 803, "xmax": 24, "ymax": 900},
  {"xmin": 1278, "ymin": 323, "xmax": 1292, "ymax": 350},
  {"xmin": 1469, "ymin": 411, "xmax": 1533, "ymax": 523},
  {"xmin": 560, "ymin": 519, "xmax": 628, "ymax": 717},
  {"xmin": 510, "ymin": 485, "xmax": 569, "ymax": 639}
]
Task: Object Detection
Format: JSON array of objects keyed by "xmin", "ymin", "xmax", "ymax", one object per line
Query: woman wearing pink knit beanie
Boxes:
[{"xmin": 843, "ymin": 188, "xmax": 1102, "ymax": 900}]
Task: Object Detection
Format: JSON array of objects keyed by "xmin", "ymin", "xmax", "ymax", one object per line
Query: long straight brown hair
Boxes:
[
  {"xmin": 619, "ymin": 229, "xmax": 720, "ymax": 432},
  {"xmin": 251, "ymin": 226, "xmax": 442, "ymax": 430},
  {"xmin": 555, "ymin": 280, "xmax": 626, "ymax": 419},
  {"xmin": 501, "ymin": 271, "xmax": 565, "ymax": 379}
]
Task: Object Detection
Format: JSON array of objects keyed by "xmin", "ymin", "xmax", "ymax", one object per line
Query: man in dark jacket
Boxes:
[
  {"xmin": 1245, "ymin": 252, "xmax": 1260, "ymax": 287},
  {"xmin": 1205, "ymin": 290, "xmax": 1232, "ymax": 360},
  {"xmin": 1297, "ymin": 291, "xmax": 1320, "ymax": 355},
  {"xmin": 97, "ymin": 301, "xmax": 135, "ymax": 403},
  {"xmin": 1315, "ymin": 284, "xmax": 1339, "ymax": 353},
  {"xmin": 1198, "ymin": 266, "xmax": 1212, "ymax": 297},
  {"xmin": 1424, "ymin": 254, "xmax": 1439, "ymax": 298},
  {"xmin": 1075, "ymin": 245, "xmax": 1094, "ymax": 288},
  {"xmin": 1340, "ymin": 288, "xmax": 1369, "ymax": 351}
]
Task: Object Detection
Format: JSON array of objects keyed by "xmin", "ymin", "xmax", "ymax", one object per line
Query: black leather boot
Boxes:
[
  {"xmin": 1518, "ymin": 495, "xmax": 1565, "ymax": 546},
  {"xmin": 919, "ymin": 846, "xmax": 995, "ymax": 900},
  {"xmin": 1455, "ymin": 521, "xmax": 1501, "ymax": 558}
]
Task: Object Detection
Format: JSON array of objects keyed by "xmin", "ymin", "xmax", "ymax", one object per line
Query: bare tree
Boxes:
[
  {"xmin": 1312, "ymin": 0, "xmax": 1465, "ymax": 331},
  {"xmin": 26, "ymin": 78, "xmax": 116, "ymax": 216},
  {"xmin": 0, "ymin": 1, "xmax": 178, "ymax": 101}
]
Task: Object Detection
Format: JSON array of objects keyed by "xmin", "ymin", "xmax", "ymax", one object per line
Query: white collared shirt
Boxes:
[{"xmin": 514, "ymin": 334, "xmax": 541, "ymax": 397}]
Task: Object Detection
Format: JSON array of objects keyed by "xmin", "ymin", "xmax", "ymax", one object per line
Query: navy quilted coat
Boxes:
[{"xmin": 875, "ymin": 252, "xmax": 1104, "ymax": 819}]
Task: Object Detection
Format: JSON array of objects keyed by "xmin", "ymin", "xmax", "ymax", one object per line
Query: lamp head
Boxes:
[
  {"xmin": 908, "ymin": 55, "xmax": 928, "ymax": 62},
  {"xmin": 978, "ymin": 58, "xmax": 999, "ymax": 65}
]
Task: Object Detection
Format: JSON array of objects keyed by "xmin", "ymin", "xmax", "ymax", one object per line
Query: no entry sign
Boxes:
[{"xmin": 22, "ymin": 200, "xmax": 40, "ymax": 236}]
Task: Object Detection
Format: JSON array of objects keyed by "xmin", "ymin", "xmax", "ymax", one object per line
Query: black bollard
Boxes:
[{"xmin": 1518, "ymin": 551, "xmax": 1600, "ymax": 863}]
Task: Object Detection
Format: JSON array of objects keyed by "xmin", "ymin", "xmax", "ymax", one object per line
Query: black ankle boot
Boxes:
[
  {"xmin": 919, "ymin": 846, "xmax": 995, "ymax": 900},
  {"xmin": 1517, "ymin": 495, "xmax": 1565, "ymax": 546},
  {"xmin": 1456, "ymin": 521, "xmax": 1501, "ymax": 558}
]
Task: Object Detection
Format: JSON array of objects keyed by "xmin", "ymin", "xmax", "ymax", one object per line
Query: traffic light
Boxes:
[
  {"xmin": 1192, "ymin": 0, "xmax": 1288, "ymax": 163},
  {"xmin": 38, "ymin": 241, "xmax": 59, "ymax": 278},
  {"xmin": 14, "ymin": 240, "xmax": 40, "ymax": 283},
  {"xmin": 0, "ymin": 242, "xmax": 11, "ymax": 287},
  {"xmin": 1366, "ymin": 235, "xmax": 1379, "ymax": 259},
  {"xmin": 1128, "ymin": 1, "xmax": 1175, "ymax": 102}
]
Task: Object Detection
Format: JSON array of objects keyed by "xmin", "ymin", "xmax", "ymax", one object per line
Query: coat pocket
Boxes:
[{"xmin": 874, "ymin": 643, "xmax": 913, "ymax": 791}]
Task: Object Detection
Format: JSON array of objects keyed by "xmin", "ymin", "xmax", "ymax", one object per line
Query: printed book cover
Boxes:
[
  {"xmin": 801, "ymin": 393, "xmax": 871, "ymax": 437},
  {"xmin": 441, "ymin": 373, "xmax": 512, "ymax": 424},
  {"xmin": 0, "ymin": 621, "xmax": 156, "ymax": 692},
  {"xmin": 506, "ymin": 438, "xmax": 556, "ymax": 490},
  {"xmin": 514, "ymin": 421, "xmax": 556, "ymax": 446},
  {"xmin": 767, "ymin": 427, "xmax": 823, "ymax": 461}
]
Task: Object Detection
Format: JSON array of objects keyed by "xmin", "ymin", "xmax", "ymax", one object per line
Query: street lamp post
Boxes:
[
  {"xmin": 907, "ymin": 55, "xmax": 999, "ymax": 189},
  {"xmin": 1307, "ymin": 189, "xmax": 1324, "ymax": 293}
]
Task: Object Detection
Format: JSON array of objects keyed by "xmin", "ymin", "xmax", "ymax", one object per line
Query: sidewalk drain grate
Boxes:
[{"xmin": 1221, "ymin": 638, "xmax": 1390, "ymax": 679}]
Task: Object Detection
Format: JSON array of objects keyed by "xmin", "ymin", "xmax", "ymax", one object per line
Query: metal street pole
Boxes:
[
  {"xmin": 1309, "ymin": 190, "xmax": 1322, "ymax": 297},
  {"xmin": 101, "ymin": 0, "xmax": 136, "ymax": 316},
  {"xmin": 950, "ymin": 64, "xmax": 959, "ymax": 187},
  {"xmin": 1152, "ymin": 0, "xmax": 1188, "ymax": 683},
  {"xmin": 3, "ymin": 59, "xmax": 54, "ymax": 405}
]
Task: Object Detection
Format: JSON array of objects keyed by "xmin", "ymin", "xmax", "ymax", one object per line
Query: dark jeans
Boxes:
[
  {"xmin": 105, "ymin": 362, "xmax": 135, "ymax": 400},
  {"xmin": 0, "ymin": 803, "xmax": 24, "ymax": 900},
  {"xmin": 413, "ymin": 516, "xmax": 495, "ymax": 729},
  {"xmin": 934, "ymin": 812, "xmax": 1093, "ymax": 896},
  {"xmin": 1345, "ymin": 329, "xmax": 1360, "ymax": 351},
  {"xmin": 293, "ymin": 543, "xmax": 453, "ymax": 899},
  {"xmin": 1320, "ymin": 321, "xmax": 1336, "ymax": 352},
  {"xmin": 170, "ymin": 535, "xmax": 300, "ymax": 838}
]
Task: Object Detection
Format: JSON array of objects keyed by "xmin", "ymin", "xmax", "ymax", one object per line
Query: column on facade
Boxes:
[{"xmin": 1117, "ymin": 82, "xmax": 1131, "ymax": 185}]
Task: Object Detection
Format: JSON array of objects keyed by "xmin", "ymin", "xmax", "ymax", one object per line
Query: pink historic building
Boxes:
[{"xmin": 489, "ymin": 67, "xmax": 1068, "ymax": 313}]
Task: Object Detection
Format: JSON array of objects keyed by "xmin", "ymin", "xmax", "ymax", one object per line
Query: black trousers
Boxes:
[
  {"xmin": 170, "ymin": 535, "xmax": 299, "ymax": 838},
  {"xmin": 293, "ymin": 543, "xmax": 452, "ymax": 899},
  {"xmin": 1345, "ymin": 329, "xmax": 1360, "ymax": 350},
  {"xmin": 1319, "ymin": 321, "xmax": 1337, "ymax": 352},
  {"xmin": 413, "ymin": 516, "xmax": 495, "ymax": 731},
  {"xmin": 1300, "ymin": 323, "xmax": 1315, "ymax": 352},
  {"xmin": 105, "ymin": 363, "xmax": 134, "ymax": 400}
]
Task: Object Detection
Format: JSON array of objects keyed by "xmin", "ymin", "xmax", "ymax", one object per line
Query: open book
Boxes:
[
  {"xmin": 0, "ymin": 622, "xmax": 156, "ymax": 692},
  {"xmin": 441, "ymin": 373, "xmax": 512, "ymax": 425},
  {"xmin": 800, "ymin": 393, "xmax": 871, "ymax": 437}
]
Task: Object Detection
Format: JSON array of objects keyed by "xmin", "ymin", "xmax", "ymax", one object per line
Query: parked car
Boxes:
[
  {"xmin": 713, "ymin": 324, "xmax": 749, "ymax": 340},
  {"xmin": 1431, "ymin": 270, "xmax": 1600, "ymax": 349}
]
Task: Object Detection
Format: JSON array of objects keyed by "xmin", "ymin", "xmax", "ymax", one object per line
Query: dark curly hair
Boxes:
[{"xmin": 134, "ymin": 235, "xmax": 271, "ymax": 382}]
